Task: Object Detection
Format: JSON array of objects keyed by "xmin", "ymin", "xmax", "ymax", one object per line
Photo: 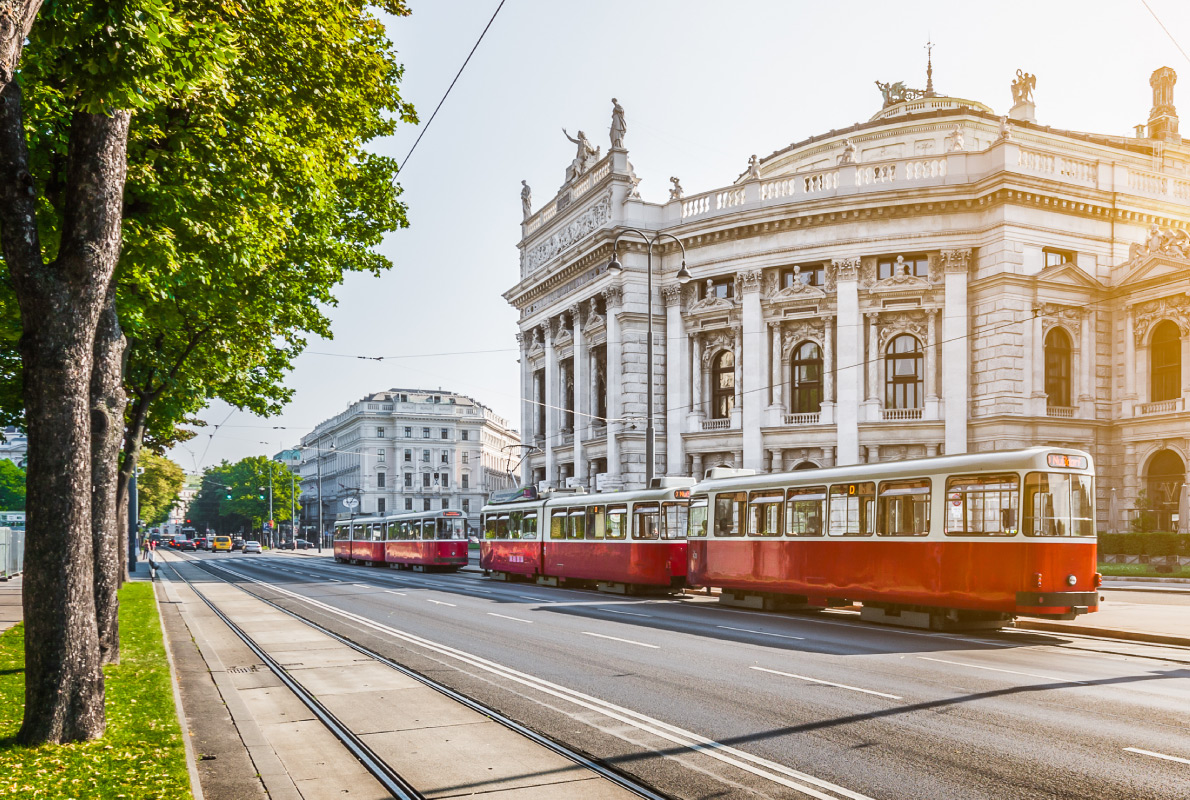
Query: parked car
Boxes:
[
  {"xmin": 242, "ymin": 540, "xmax": 262, "ymax": 554},
  {"xmin": 231, "ymin": 538, "xmax": 245, "ymax": 551},
  {"xmin": 212, "ymin": 536, "xmax": 232, "ymax": 552},
  {"xmin": 175, "ymin": 539, "xmax": 197, "ymax": 551},
  {"xmin": 283, "ymin": 539, "xmax": 312, "ymax": 550}
]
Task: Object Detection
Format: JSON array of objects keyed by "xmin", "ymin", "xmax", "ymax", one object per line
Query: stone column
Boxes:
[
  {"xmin": 821, "ymin": 315, "xmax": 836, "ymax": 424},
  {"xmin": 543, "ymin": 321, "xmax": 558, "ymax": 486},
  {"xmin": 865, "ymin": 311, "xmax": 880, "ymax": 421},
  {"xmin": 942, "ymin": 249, "xmax": 971, "ymax": 454},
  {"xmin": 691, "ymin": 452, "xmax": 704, "ymax": 480},
  {"xmin": 571, "ymin": 305, "xmax": 586, "ymax": 484},
  {"xmin": 690, "ymin": 334, "xmax": 704, "ymax": 423},
  {"xmin": 1030, "ymin": 305, "xmax": 1046, "ymax": 415},
  {"xmin": 605, "ymin": 286, "xmax": 624, "ymax": 482},
  {"xmin": 925, "ymin": 308, "xmax": 940, "ymax": 419},
  {"xmin": 517, "ymin": 332, "xmax": 531, "ymax": 484},
  {"xmin": 821, "ymin": 445, "xmax": 835, "ymax": 468},
  {"xmin": 740, "ymin": 270, "xmax": 765, "ymax": 471},
  {"xmin": 770, "ymin": 448, "xmax": 784, "ymax": 473},
  {"xmin": 1079, "ymin": 309, "xmax": 1094, "ymax": 415},
  {"xmin": 834, "ymin": 259, "xmax": 862, "ymax": 464},
  {"xmin": 925, "ymin": 443, "xmax": 939, "ymax": 457},
  {"xmin": 664, "ymin": 285, "xmax": 686, "ymax": 476},
  {"xmin": 770, "ymin": 323, "xmax": 784, "ymax": 411},
  {"xmin": 731, "ymin": 326, "xmax": 744, "ymax": 429}
]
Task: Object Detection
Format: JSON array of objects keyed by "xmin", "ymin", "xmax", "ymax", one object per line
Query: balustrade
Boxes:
[
  {"xmin": 760, "ymin": 177, "xmax": 796, "ymax": 200},
  {"xmin": 1139, "ymin": 398, "xmax": 1183, "ymax": 415},
  {"xmin": 783, "ymin": 412, "xmax": 821, "ymax": 425},
  {"xmin": 1045, "ymin": 406, "xmax": 1076, "ymax": 419},
  {"xmin": 858, "ymin": 164, "xmax": 896, "ymax": 185},
  {"xmin": 803, "ymin": 170, "xmax": 839, "ymax": 193},
  {"xmin": 716, "ymin": 187, "xmax": 745, "ymax": 210},
  {"xmin": 1018, "ymin": 148, "xmax": 1055, "ymax": 174},
  {"xmin": 701, "ymin": 418, "xmax": 732, "ymax": 431},
  {"xmin": 881, "ymin": 408, "xmax": 923, "ymax": 421},
  {"xmin": 681, "ymin": 194, "xmax": 711, "ymax": 218},
  {"xmin": 1128, "ymin": 168, "xmax": 1168, "ymax": 196}
]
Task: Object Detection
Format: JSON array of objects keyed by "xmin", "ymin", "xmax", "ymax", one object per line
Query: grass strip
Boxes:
[
  {"xmin": 0, "ymin": 582, "xmax": 192, "ymax": 799},
  {"xmin": 1098, "ymin": 562, "xmax": 1190, "ymax": 579}
]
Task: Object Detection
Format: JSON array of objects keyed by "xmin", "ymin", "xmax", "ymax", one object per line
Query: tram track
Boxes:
[{"xmin": 166, "ymin": 552, "xmax": 675, "ymax": 800}]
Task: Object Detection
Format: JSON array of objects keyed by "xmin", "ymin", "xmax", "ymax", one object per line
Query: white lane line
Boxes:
[
  {"xmin": 488, "ymin": 613, "xmax": 533, "ymax": 624},
  {"xmin": 427, "ymin": 599, "xmax": 457, "ymax": 607},
  {"xmin": 205, "ymin": 562, "xmax": 876, "ymax": 800},
  {"xmin": 1124, "ymin": 747, "xmax": 1190, "ymax": 765},
  {"xmin": 518, "ymin": 595, "xmax": 555, "ymax": 603},
  {"xmin": 917, "ymin": 657, "xmax": 1085, "ymax": 684},
  {"xmin": 582, "ymin": 632, "xmax": 659, "ymax": 649},
  {"xmin": 466, "ymin": 588, "xmax": 493, "ymax": 594},
  {"xmin": 718, "ymin": 625, "xmax": 805, "ymax": 641},
  {"xmin": 600, "ymin": 608, "xmax": 652, "ymax": 618},
  {"xmin": 352, "ymin": 584, "xmax": 374, "ymax": 589},
  {"xmin": 327, "ymin": 579, "xmax": 342, "ymax": 583},
  {"xmin": 751, "ymin": 666, "xmax": 902, "ymax": 700},
  {"xmin": 383, "ymin": 590, "xmax": 406, "ymax": 596}
]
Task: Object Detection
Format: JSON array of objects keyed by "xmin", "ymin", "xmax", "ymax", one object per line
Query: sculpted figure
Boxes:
[
  {"xmin": 840, "ymin": 138, "xmax": 857, "ymax": 164},
  {"xmin": 563, "ymin": 128, "xmax": 599, "ymax": 181},
  {"xmin": 1012, "ymin": 69, "xmax": 1036, "ymax": 104},
  {"xmin": 947, "ymin": 125, "xmax": 965, "ymax": 152},
  {"xmin": 998, "ymin": 115, "xmax": 1013, "ymax": 140},
  {"xmin": 747, "ymin": 154, "xmax": 761, "ymax": 180},
  {"xmin": 610, "ymin": 98, "xmax": 626, "ymax": 149},
  {"xmin": 520, "ymin": 180, "xmax": 532, "ymax": 220},
  {"xmin": 669, "ymin": 176, "xmax": 684, "ymax": 201}
]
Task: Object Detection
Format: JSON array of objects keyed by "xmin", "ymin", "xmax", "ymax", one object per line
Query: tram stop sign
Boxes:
[{"xmin": 342, "ymin": 497, "xmax": 359, "ymax": 510}]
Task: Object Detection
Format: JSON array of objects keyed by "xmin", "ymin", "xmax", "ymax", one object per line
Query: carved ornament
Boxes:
[
  {"xmin": 766, "ymin": 267, "xmax": 828, "ymax": 304},
  {"xmin": 877, "ymin": 310, "xmax": 928, "ymax": 349},
  {"xmin": 602, "ymin": 284, "xmax": 623, "ymax": 309},
  {"xmin": 1134, "ymin": 294, "xmax": 1190, "ymax": 345},
  {"xmin": 583, "ymin": 297, "xmax": 605, "ymax": 332},
  {"xmin": 1125, "ymin": 225, "xmax": 1190, "ymax": 268},
  {"xmin": 699, "ymin": 328, "xmax": 737, "ymax": 366},
  {"xmin": 831, "ymin": 257, "xmax": 861, "ymax": 283},
  {"xmin": 941, "ymin": 249, "xmax": 972, "ymax": 274},
  {"xmin": 661, "ymin": 284, "xmax": 683, "ymax": 307},
  {"xmin": 521, "ymin": 194, "xmax": 613, "ymax": 273},
  {"xmin": 780, "ymin": 320, "xmax": 825, "ymax": 359}
]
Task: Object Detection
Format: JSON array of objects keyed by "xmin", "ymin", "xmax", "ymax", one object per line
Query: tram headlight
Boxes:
[
  {"xmin": 1066, "ymin": 574, "xmax": 1077, "ymax": 586},
  {"xmin": 1033, "ymin": 572, "xmax": 1043, "ymax": 588}
]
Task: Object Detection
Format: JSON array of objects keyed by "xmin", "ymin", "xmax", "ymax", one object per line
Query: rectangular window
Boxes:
[
  {"xmin": 585, "ymin": 506, "xmax": 605, "ymax": 540},
  {"xmin": 404, "ymin": 472, "xmax": 412, "ymax": 488},
  {"xmin": 828, "ymin": 482, "xmax": 876, "ymax": 536},
  {"xmin": 521, "ymin": 511, "xmax": 538, "ymax": 539},
  {"xmin": 877, "ymin": 479, "xmax": 931, "ymax": 536},
  {"xmin": 945, "ymin": 474, "xmax": 1020, "ymax": 536},
  {"xmin": 376, "ymin": 472, "xmax": 386, "ymax": 488},
  {"xmin": 705, "ymin": 277, "xmax": 734, "ymax": 300},
  {"xmin": 688, "ymin": 497, "xmax": 708, "ymax": 537},
  {"xmin": 1023, "ymin": 472, "xmax": 1094, "ymax": 537},
  {"xmin": 605, "ymin": 506, "xmax": 627, "ymax": 539},
  {"xmin": 877, "ymin": 254, "xmax": 929, "ymax": 280},
  {"xmin": 442, "ymin": 499, "xmax": 449, "ymax": 510},
  {"xmin": 662, "ymin": 502, "xmax": 688, "ymax": 540},
  {"xmin": 422, "ymin": 473, "xmax": 431, "ymax": 488},
  {"xmin": 404, "ymin": 449, "xmax": 412, "ymax": 463},
  {"xmin": 550, "ymin": 511, "xmax": 565, "ymax": 540},
  {"xmin": 462, "ymin": 499, "xmax": 470, "ymax": 512},
  {"xmin": 567, "ymin": 509, "xmax": 585, "ymax": 540},
  {"xmin": 423, "ymin": 499, "xmax": 431, "ymax": 511},
  {"xmin": 713, "ymin": 492, "xmax": 746, "ymax": 537},
  {"xmin": 1043, "ymin": 248, "xmax": 1076, "ymax": 268},
  {"xmin": 633, "ymin": 503, "xmax": 660, "ymax": 540},
  {"xmin": 422, "ymin": 427, "xmax": 430, "ymax": 438},
  {"xmin": 405, "ymin": 498, "xmax": 413, "ymax": 511},
  {"xmin": 441, "ymin": 474, "xmax": 449, "ymax": 489},
  {"xmin": 786, "ymin": 486, "xmax": 826, "ymax": 536},
  {"xmin": 462, "ymin": 430, "xmax": 469, "ymax": 441},
  {"xmin": 441, "ymin": 428, "xmax": 449, "ymax": 440},
  {"xmin": 377, "ymin": 448, "xmax": 385, "ymax": 462},
  {"xmin": 748, "ymin": 491, "xmax": 784, "ymax": 537},
  {"xmin": 377, "ymin": 427, "xmax": 386, "ymax": 438},
  {"xmin": 495, "ymin": 514, "xmax": 510, "ymax": 539},
  {"xmin": 441, "ymin": 452, "xmax": 449, "ymax": 463},
  {"xmin": 422, "ymin": 449, "xmax": 430, "ymax": 462},
  {"xmin": 780, "ymin": 264, "xmax": 825, "ymax": 288},
  {"xmin": 377, "ymin": 497, "xmax": 386, "ymax": 513},
  {"xmin": 462, "ymin": 474, "xmax": 469, "ymax": 489},
  {"xmin": 404, "ymin": 426, "xmax": 412, "ymax": 438},
  {"xmin": 462, "ymin": 452, "xmax": 469, "ymax": 464}
]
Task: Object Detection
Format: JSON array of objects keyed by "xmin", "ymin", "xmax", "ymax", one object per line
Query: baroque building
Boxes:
[
  {"xmin": 298, "ymin": 388, "xmax": 519, "ymax": 537},
  {"xmin": 505, "ymin": 67, "xmax": 1190, "ymax": 529}
]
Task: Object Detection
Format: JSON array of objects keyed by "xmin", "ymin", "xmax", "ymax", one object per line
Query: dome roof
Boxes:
[{"xmin": 870, "ymin": 95, "xmax": 993, "ymax": 123}]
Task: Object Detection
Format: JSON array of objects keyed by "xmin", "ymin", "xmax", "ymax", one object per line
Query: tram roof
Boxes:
[{"xmin": 481, "ymin": 480, "xmax": 696, "ymax": 513}]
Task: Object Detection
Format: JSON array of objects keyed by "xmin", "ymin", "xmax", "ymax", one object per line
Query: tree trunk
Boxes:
[
  {"xmin": 0, "ymin": 78, "xmax": 130, "ymax": 744},
  {"xmin": 116, "ymin": 399, "xmax": 148, "ymax": 580},
  {"xmin": 91, "ymin": 291, "xmax": 127, "ymax": 665},
  {"xmin": 0, "ymin": 1, "xmax": 43, "ymax": 93}
]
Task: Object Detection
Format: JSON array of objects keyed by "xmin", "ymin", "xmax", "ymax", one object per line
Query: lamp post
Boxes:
[{"xmin": 606, "ymin": 229, "xmax": 692, "ymax": 486}]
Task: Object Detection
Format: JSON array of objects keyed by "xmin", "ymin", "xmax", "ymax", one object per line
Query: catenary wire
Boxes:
[{"xmin": 1139, "ymin": 0, "xmax": 1190, "ymax": 65}]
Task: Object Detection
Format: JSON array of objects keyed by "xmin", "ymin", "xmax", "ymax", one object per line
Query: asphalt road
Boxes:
[{"xmin": 185, "ymin": 551, "xmax": 1190, "ymax": 800}]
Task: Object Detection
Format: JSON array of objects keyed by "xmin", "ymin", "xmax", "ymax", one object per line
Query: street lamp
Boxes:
[{"xmin": 606, "ymin": 228, "xmax": 691, "ymax": 486}]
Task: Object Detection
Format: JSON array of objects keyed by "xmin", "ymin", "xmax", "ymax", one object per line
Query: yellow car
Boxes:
[{"xmin": 212, "ymin": 536, "xmax": 233, "ymax": 552}]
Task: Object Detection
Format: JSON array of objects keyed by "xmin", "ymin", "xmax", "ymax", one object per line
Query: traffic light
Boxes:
[
  {"xmin": 226, "ymin": 492, "xmax": 232, "ymax": 500},
  {"xmin": 258, "ymin": 492, "xmax": 265, "ymax": 500}
]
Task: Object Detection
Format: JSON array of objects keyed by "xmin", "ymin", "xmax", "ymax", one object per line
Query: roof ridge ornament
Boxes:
[{"xmin": 925, "ymin": 38, "xmax": 936, "ymax": 98}]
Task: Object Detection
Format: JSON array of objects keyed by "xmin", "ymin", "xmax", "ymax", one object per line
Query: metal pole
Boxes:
[
  {"xmin": 128, "ymin": 470, "xmax": 138, "ymax": 571},
  {"xmin": 268, "ymin": 463, "xmax": 274, "ymax": 548},
  {"xmin": 645, "ymin": 240, "xmax": 655, "ymax": 487},
  {"xmin": 291, "ymin": 471, "xmax": 296, "ymax": 543},
  {"xmin": 317, "ymin": 438, "xmax": 324, "ymax": 552}
]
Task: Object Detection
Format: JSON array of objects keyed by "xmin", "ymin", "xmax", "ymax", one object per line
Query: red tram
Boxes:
[
  {"xmin": 687, "ymin": 447, "xmax": 1100, "ymax": 630},
  {"xmin": 480, "ymin": 479, "xmax": 694, "ymax": 593},
  {"xmin": 333, "ymin": 509, "xmax": 469, "ymax": 571}
]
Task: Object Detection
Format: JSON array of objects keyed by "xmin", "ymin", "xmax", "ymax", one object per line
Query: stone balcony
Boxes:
[
  {"xmin": 1138, "ymin": 398, "xmax": 1185, "ymax": 415},
  {"xmin": 1045, "ymin": 406, "xmax": 1077, "ymax": 419}
]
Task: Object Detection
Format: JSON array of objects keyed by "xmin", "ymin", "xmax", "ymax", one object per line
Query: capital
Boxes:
[
  {"xmin": 661, "ymin": 284, "xmax": 683, "ymax": 307},
  {"xmin": 832, "ymin": 257, "xmax": 861, "ymax": 282},
  {"xmin": 941, "ymin": 248, "xmax": 972, "ymax": 273},
  {"xmin": 739, "ymin": 269, "xmax": 764, "ymax": 293},
  {"xmin": 603, "ymin": 285, "xmax": 624, "ymax": 309}
]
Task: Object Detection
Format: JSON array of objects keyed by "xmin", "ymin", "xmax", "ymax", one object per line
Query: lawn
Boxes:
[
  {"xmin": 1098, "ymin": 562, "xmax": 1190, "ymax": 579},
  {"xmin": 0, "ymin": 582, "xmax": 192, "ymax": 799}
]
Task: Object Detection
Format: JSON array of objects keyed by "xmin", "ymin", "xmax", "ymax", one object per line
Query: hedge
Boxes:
[{"xmin": 1098, "ymin": 531, "xmax": 1190, "ymax": 557}]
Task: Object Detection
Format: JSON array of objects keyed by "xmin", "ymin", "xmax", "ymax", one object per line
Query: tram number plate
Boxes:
[{"xmin": 508, "ymin": 555, "xmax": 525, "ymax": 563}]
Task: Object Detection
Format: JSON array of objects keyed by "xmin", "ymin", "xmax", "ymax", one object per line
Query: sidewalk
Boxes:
[
  {"xmin": 0, "ymin": 577, "xmax": 20, "ymax": 634},
  {"xmin": 1013, "ymin": 593, "xmax": 1190, "ymax": 646}
]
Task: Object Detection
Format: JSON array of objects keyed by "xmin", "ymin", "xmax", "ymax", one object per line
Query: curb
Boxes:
[
  {"xmin": 154, "ymin": 581, "xmax": 207, "ymax": 800},
  {"xmin": 1014, "ymin": 621, "xmax": 1190, "ymax": 648},
  {"xmin": 1101, "ymin": 575, "xmax": 1190, "ymax": 585}
]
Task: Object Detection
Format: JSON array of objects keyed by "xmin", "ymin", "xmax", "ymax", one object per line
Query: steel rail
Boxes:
[
  {"xmin": 161, "ymin": 558, "xmax": 425, "ymax": 800},
  {"xmin": 175, "ymin": 553, "xmax": 674, "ymax": 800}
]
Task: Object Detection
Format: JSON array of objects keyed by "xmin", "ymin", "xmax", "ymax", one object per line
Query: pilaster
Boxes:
[
  {"xmin": 544, "ymin": 321, "xmax": 558, "ymax": 486},
  {"xmin": 605, "ymin": 286, "xmax": 623, "ymax": 480},
  {"xmin": 740, "ymin": 270, "xmax": 765, "ymax": 471},
  {"xmin": 834, "ymin": 259, "xmax": 861, "ymax": 465},
  {"xmin": 942, "ymin": 249, "xmax": 971, "ymax": 454},
  {"xmin": 664, "ymin": 285, "xmax": 686, "ymax": 476},
  {"xmin": 571, "ymin": 305, "xmax": 586, "ymax": 485}
]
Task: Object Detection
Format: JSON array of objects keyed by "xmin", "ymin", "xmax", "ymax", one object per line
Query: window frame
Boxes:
[
  {"xmin": 877, "ymin": 254, "xmax": 929, "ymax": 280},
  {"xmin": 1151, "ymin": 320, "xmax": 1182, "ymax": 403},
  {"xmin": 885, "ymin": 334, "xmax": 924, "ymax": 410},
  {"xmin": 747, "ymin": 490, "xmax": 784, "ymax": 537},
  {"xmin": 790, "ymin": 340, "xmax": 824, "ymax": 414},
  {"xmin": 786, "ymin": 485, "xmax": 827, "ymax": 536},
  {"xmin": 713, "ymin": 491, "xmax": 747, "ymax": 537},
  {"xmin": 876, "ymin": 478, "xmax": 931, "ymax": 537},
  {"xmin": 605, "ymin": 505, "xmax": 627, "ymax": 539},
  {"xmin": 687, "ymin": 497, "xmax": 709, "ymax": 538},
  {"xmin": 944, "ymin": 473, "xmax": 1020, "ymax": 537},
  {"xmin": 711, "ymin": 350, "xmax": 736, "ymax": 420},
  {"xmin": 1044, "ymin": 327, "xmax": 1072, "ymax": 407},
  {"xmin": 632, "ymin": 502, "xmax": 661, "ymax": 540},
  {"xmin": 828, "ymin": 482, "xmax": 876, "ymax": 536}
]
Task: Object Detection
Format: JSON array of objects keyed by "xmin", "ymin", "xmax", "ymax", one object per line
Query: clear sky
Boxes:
[{"xmin": 169, "ymin": 0, "xmax": 1190, "ymax": 474}]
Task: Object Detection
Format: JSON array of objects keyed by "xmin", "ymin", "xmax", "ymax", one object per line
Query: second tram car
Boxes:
[
  {"xmin": 686, "ymin": 447, "xmax": 1100, "ymax": 629},
  {"xmin": 333, "ymin": 509, "xmax": 469, "ymax": 571},
  {"xmin": 481, "ymin": 479, "xmax": 694, "ymax": 592}
]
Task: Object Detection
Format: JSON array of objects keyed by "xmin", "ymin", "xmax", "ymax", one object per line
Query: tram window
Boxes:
[
  {"xmin": 605, "ymin": 506, "xmax": 627, "ymax": 539},
  {"xmin": 550, "ymin": 512, "xmax": 565, "ymax": 540},
  {"xmin": 375, "ymin": 524, "xmax": 386, "ymax": 542},
  {"xmin": 633, "ymin": 503, "xmax": 660, "ymax": 540},
  {"xmin": 422, "ymin": 519, "xmax": 435, "ymax": 540},
  {"xmin": 786, "ymin": 486, "xmax": 826, "ymax": 536},
  {"xmin": 945, "ymin": 474, "xmax": 1019, "ymax": 536},
  {"xmin": 662, "ymin": 502, "xmax": 688, "ymax": 540},
  {"xmin": 748, "ymin": 491, "xmax": 784, "ymax": 537},
  {"xmin": 828, "ymin": 483, "xmax": 875, "ymax": 536},
  {"xmin": 567, "ymin": 509, "xmax": 586, "ymax": 540},
  {"xmin": 877, "ymin": 479, "xmax": 931, "ymax": 536},
  {"xmin": 495, "ymin": 514, "xmax": 511, "ymax": 539},
  {"xmin": 713, "ymin": 492, "xmax": 747, "ymax": 537},
  {"xmin": 509, "ymin": 511, "xmax": 522, "ymax": 537},
  {"xmin": 439, "ymin": 518, "xmax": 466, "ymax": 540},
  {"xmin": 688, "ymin": 498, "xmax": 709, "ymax": 537},
  {"xmin": 522, "ymin": 512, "xmax": 538, "ymax": 539},
  {"xmin": 586, "ymin": 506, "xmax": 605, "ymax": 540},
  {"xmin": 484, "ymin": 516, "xmax": 496, "ymax": 539},
  {"xmin": 1023, "ymin": 472, "xmax": 1094, "ymax": 537},
  {"xmin": 334, "ymin": 526, "xmax": 348, "ymax": 541}
]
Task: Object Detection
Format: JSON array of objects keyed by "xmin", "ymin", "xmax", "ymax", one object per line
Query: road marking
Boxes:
[
  {"xmin": 327, "ymin": 579, "xmax": 341, "ymax": 583},
  {"xmin": 600, "ymin": 608, "xmax": 652, "ymax": 618},
  {"xmin": 751, "ymin": 667, "xmax": 902, "ymax": 699},
  {"xmin": 718, "ymin": 625, "xmax": 805, "ymax": 641},
  {"xmin": 518, "ymin": 595, "xmax": 555, "ymax": 603},
  {"xmin": 582, "ymin": 632, "xmax": 659, "ymax": 649},
  {"xmin": 352, "ymin": 584, "xmax": 374, "ymax": 589},
  {"xmin": 488, "ymin": 613, "xmax": 533, "ymax": 624},
  {"xmin": 383, "ymin": 590, "xmax": 406, "ymax": 596},
  {"xmin": 427, "ymin": 599, "xmax": 457, "ymax": 607},
  {"xmin": 466, "ymin": 588, "xmax": 493, "ymax": 594},
  {"xmin": 1124, "ymin": 747, "xmax": 1190, "ymax": 765},
  {"xmin": 205, "ymin": 562, "xmax": 877, "ymax": 800},
  {"xmin": 917, "ymin": 657, "xmax": 1085, "ymax": 684}
]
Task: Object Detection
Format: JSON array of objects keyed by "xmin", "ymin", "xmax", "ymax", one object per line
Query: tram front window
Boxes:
[
  {"xmin": 438, "ymin": 518, "xmax": 466, "ymax": 539},
  {"xmin": 1024, "ymin": 473, "xmax": 1094, "ymax": 537},
  {"xmin": 688, "ymin": 499, "xmax": 708, "ymax": 538}
]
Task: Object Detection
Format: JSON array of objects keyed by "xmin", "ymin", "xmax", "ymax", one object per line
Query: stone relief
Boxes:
[
  {"xmin": 700, "ymin": 328, "xmax": 738, "ymax": 366},
  {"xmin": 765, "ymin": 266, "xmax": 828, "ymax": 302},
  {"xmin": 602, "ymin": 284, "xmax": 623, "ymax": 309},
  {"xmin": 780, "ymin": 320, "xmax": 825, "ymax": 358},
  {"xmin": 1126, "ymin": 224, "xmax": 1190, "ymax": 266},
  {"xmin": 1133, "ymin": 295, "xmax": 1190, "ymax": 344},
  {"xmin": 563, "ymin": 128, "xmax": 600, "ymax": 183},
  {"xmin": 688, "ymin": 280, "xmax": 736, "ymax": 314},
  {"xmin": 583, "ymin": 296, "xmax": 605, "ymax": 332},
  {"xmin": 831, "ymin": 257, "xmax": 861, "ymax": 284},
  {"xmin": 522, "ymin": 194, "xmax": 612, "ymax": 273},
  {"xmin": 946, "ymin": 125, "xmax": 965, "ymax": 153},
  {"xmin": 877, "ymin": 310, "xmax": 928, "ymax": 349},
  {"xmin": 1036, "ymin": 303, "xmax": 1083, "ymax": 341},
  {"xmin": 737, "ymin": 270, "xmax": 764, "ymax": 294},
  {"xmin": 661, "ymin": 284, "xmax": 683, "ymax": 307},
  {"xmin": 875, "ymin": 80, "xmax": 927, "ymax": 108},
  {"xmin": 839, "ymin": 138, "xmax": 857, "ymax": 165}
]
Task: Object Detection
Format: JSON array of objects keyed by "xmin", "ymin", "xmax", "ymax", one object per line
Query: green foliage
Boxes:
[
  {"xmin": 1128, "ymin": 490, "xmax": 1166, "ymax": 533},
  {"xmin": 1098, "ymin": 531, "xmax": 1190, "ymax": 557},
  {"xmin": 1097, "ymin": 562, "xmax": 1190, "ymax": 579},
  {"xmin": 136, "ymin": 452, "xmax": 185, "ymax": 525},
  {"xmin": 189, "ymin": 456, "xmax": 299, "ymax": 534},
  {"xmin": 0, "ymin": 583, "xmax": 192, "ymax": 798},
  {"xmin": 0, "ymin": 461, "xmax": 24, "ymax": 511}
]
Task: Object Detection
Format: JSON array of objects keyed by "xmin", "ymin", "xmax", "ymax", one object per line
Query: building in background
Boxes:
[
  {"xmin": 506, "ymin": 66, "xmax": 1190, "ymax": 529},
  {"xmin": 0, "ymin": 427, "xmax": 27, "ymax": 469},
  {"xmin": 299, "ymin": 388, "xmax": 519, "ymax": 537},
  {"xmin": 166, "ymin": 475, "xmax": 203, "ymax": 532}
]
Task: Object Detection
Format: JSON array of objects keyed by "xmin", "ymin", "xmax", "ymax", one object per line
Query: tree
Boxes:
[
  {"xmin": 0, "ymin": 460, "xmax": 25, "ymax": 510},
  {"xmin": 189, "ymin": 457, "xmax": 300, "ymax": 537},
  {"xmin": 0, "ymin": 0, "xmax": 232, "ymax": 744},
  {"xmin": 136, "ymin": 452, "xmax": 185, "ymax": 526}
]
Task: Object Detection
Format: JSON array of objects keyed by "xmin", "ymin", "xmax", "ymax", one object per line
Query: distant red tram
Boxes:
[
  {"xmin": 687, "ymin": 447, "xmax": 1100, "ymax": 629},
  {"xmin": 333, "ymin": 509, "xmax": 469, "ymax": 571},
  {"xmin": 480, "ymin": 480, "xmax": 693, "ymax": 592}
]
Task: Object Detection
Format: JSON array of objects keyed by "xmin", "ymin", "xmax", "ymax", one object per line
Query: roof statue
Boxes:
[
  {"xmin": 839, "ymin": 138, "xmax": 857, "ymax": 164},
  {"xmin": 669, "ymin": 176, "xmax": 684, "ymax": 201},
  {"xmin": 520, "ymin": 180, "xmax": 532, "ymax": 221},
  {"xmin": 562, "ymin": 128, "xmax": 600, "ymax": 183},
  {"xmin": 610, "ymin": 98, "xmax": 626, "ymax": 149},
  {"xmin": 746, "ymin": 154, "xmax": 761, "ymax": 180},
  {"xmin": 1011, "ymin": 69, "xmax": 1036, "ymax": 105},
  {"xmin": 998, "ymin": 115, "xmax": 1013, "ymax": 140},
  {"xmin": 946, "ymin": 124, "xmax": 965, "ymax": 152},
  {"xmin": 874, "ymin": 80, "xmax": 927, "ymax": 108}
]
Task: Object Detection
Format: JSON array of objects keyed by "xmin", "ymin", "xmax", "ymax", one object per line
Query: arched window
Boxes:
[
  {"xmin": 885, "ymin": 335, "xmax": 923, "ymax": 409},
  {"xmin": 1151, "ymin": 320, "xmax": 1182, "ymax": 402},
  {"xmin": 1044, "ymin": 327, "xmax": 1072, "ymax": 407},
  {"xmin": 711, "ymin": 350, "xmax": 735, "ymax": 419},
  {"xmin": 789, "ymin": 341, "xmax": 823, "ymax": 414}
]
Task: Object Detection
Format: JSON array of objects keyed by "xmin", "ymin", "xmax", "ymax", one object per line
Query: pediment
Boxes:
[
  {"xmin": 870, "ymin": 273, "xmax": 929, "ymax": 293},
  {"xmin": 688, "ymin": 296, "xmax": 737, "ymax": 315},
  {"xmin": 1035, "ymin": 261, "xmax": 1103, "ymax": 291},
  {"xmin": 767, "ymin": 282, "xmax": 828, "ymax": 304},
  {"xmin": 1117, "ymin": 252, "xmax": 1190, "ymax": 289}
]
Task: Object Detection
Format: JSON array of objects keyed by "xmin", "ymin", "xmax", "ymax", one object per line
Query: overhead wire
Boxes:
[{"xmin": 1139, "ymin": 0, "xmax": 1190, "ymax": 65}]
